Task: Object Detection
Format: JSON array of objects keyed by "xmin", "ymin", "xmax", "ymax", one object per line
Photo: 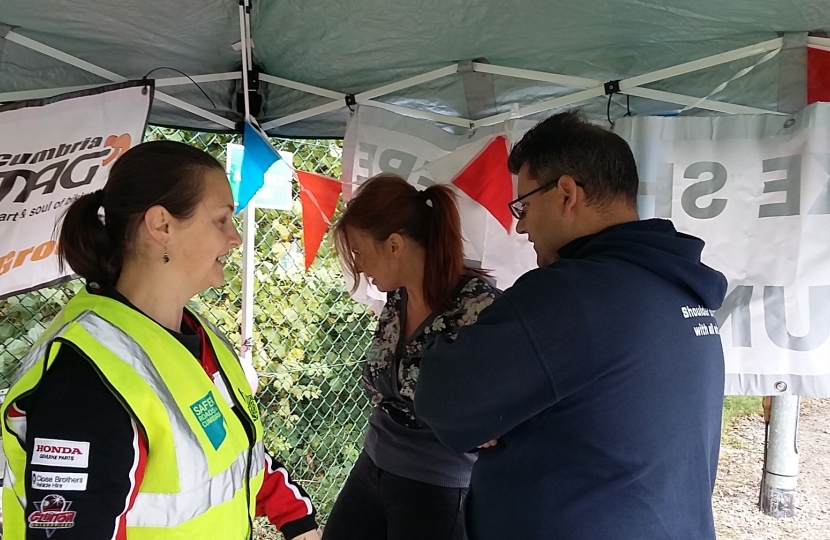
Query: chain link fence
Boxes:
[{"xmin": 0, "ymin": 126, "xmax": 376, "ymax": 538}]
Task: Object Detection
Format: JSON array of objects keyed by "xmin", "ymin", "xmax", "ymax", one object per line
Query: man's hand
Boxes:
[
  {"xmin": 478, "ymin": 439, "xmax": 499, "ymax": 449},
  {"xmin": 290, "ymin": 531, "xmax": 321, "ymax": 540}
]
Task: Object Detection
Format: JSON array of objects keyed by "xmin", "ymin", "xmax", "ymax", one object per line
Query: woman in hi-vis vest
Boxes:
[{"xmin": 1, "ymin": 141, "xmax": 320, "ymax": 540}]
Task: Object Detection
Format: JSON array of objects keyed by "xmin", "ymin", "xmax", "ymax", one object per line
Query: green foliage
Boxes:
[
  {"xmin": 722, "ymin": 395, "xmax": 762, "ymax": 431},
  {"xmin": 0, "ymin": 280, "xmax": 84, "ymax": 385}
]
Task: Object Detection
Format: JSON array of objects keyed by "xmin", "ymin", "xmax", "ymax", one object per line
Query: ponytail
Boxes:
[
  {"xmin": 58, "ymin": 190, "xmax": 119, "ymax": 285},
  {"xmin": 421, "ymin": 184, "xmax": 465, "ymax": 312}
]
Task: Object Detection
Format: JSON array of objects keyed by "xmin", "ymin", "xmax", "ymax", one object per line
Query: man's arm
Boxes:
[{"xmin": 414, "ymin": 286, "xmax": 564, "ymax": 453}]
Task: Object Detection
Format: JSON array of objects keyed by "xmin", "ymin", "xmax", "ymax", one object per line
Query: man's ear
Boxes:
[{"xmin": 558, "ymin": 174, "xmax": 581, "ymax": 216}]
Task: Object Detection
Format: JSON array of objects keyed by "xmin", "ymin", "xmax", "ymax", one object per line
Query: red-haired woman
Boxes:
[{"xmin": 323, "ymin": 174, "xmax": 500, "ymax": 540}]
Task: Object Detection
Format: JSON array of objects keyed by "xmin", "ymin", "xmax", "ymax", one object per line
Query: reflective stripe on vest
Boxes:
[
  {"xmin": 9, "ymin": 320, "xmax": 72, "ymax": 388},
  {"xmin": 71, "ymin": 311, "xmax": 259, "ymax": 528},
  {"xmin": 4, "ymin": 461, "xmax": 25, "ymax": 509}
]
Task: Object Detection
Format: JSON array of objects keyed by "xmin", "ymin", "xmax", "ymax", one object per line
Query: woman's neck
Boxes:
[{"xmin": 115, "ymin": 262, "xmax": 188, "ymax": 332}]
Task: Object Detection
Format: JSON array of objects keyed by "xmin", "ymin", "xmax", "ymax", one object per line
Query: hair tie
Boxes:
[
  {"xmin": 94, "ymin": 189, "xmax": 106, "ymax": 225},
  {"xmin": 420, "ymin": 190, "xmax": 434, "ymax": 208}
]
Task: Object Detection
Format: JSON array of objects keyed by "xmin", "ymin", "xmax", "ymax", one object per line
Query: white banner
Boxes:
[
  {"xmin": 0, "ymin": 82, "xmax": 152, "ymax": 299},
  {"xmin": 345, "ymin": 103, "xmax": 830, "ymax": 397},
  {"xmin": 617, "ymin": 104, "xmax": 830, "ymax": 397}
]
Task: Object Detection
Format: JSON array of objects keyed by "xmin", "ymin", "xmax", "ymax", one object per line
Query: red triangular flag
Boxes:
[
  {"xmin": 451, "ymin": 136, "xmax": 513, "ymax": 231},
  {"xmin": 297, "ymin": 171, "xmax": 342, "ymax": 271},
  {"xmin": 808, "ymin": 46, "xmax": 830, "ymax": 104}
]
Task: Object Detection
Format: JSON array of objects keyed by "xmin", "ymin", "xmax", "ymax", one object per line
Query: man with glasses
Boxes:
[{"xmin": 415, "ymin": 111, "xmax": 727, "ymax": 540}]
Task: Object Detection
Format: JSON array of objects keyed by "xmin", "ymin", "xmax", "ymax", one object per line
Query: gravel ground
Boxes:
[{"xmin": 714, "ymin": 398, "xmax": 830, "ymax": 539}]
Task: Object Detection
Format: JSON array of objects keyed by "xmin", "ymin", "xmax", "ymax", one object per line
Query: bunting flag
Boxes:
[
  {"xmin": 296, "ymin": 171, "xmax": 342, "ymax": 270},
  {"xmin": 238, "ymin": 121, "xmax": 280, "ymax": 213},
  {"xmin": 808, "ymin": 45, "xmax": 830, "ymax": 104},
  {"xmin": 450, "ymin": 135, "xmax": 514, "ymax": 231}
]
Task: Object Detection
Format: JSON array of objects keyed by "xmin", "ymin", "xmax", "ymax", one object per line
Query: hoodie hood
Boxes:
[{"xmin": 558, "ymin": 219, "xmax": 727, "ymax": 310}]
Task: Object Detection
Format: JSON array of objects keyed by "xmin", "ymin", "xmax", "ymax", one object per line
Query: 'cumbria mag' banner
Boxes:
[{"xmin": 0, "ymin": 81, "xmax": 152, "ymax": 299}]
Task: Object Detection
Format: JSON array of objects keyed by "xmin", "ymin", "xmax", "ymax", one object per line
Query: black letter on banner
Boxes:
[
  {"xmin": 60, "ymin": 151, "xmax": 110, "ymax": 189},
  {"xmin": 716, "ymin": 285, "xmax": 753, "ymax": 347},
  {"xmin": 637, "ymin": 163, "xmax": 673, "ymax": 218},
  {"xmin": 808, "ymin": 153, "xmax": 830, "ymax": 215},
  {"xmin": 681, "ymin": 162, "xmax": 727, "ymax": 219},
  {"xmin": 764, "ymin": 285, "xmax": 830, "ymax": 351},
  {"xmin": 0, "ymin": 170, "xmax": 32, "ymax": 204},
  {"xmin": 378, "ymin": 149, "xmax": 417, "ymax": 179},
  {"xmin": 15, "ymin": 161, "xmax": 66, "ymax": 203},
  {"xmin": 759, "ymin": 155, "xmax": 801, "ymax": 218},
  {"xmin": 357, "ymin": 143, "xmax": 377, "ymax": 175}
]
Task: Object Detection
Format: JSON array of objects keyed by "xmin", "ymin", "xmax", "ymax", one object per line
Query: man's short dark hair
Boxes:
[{"xmin": 508, "ymin": 111, "xmax": 640, "ymax": 206}]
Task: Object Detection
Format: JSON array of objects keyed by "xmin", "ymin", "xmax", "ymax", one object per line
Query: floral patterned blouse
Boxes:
[{"xmin": 362, "ymin": 274, "xmax": 500, "ymax": 429}]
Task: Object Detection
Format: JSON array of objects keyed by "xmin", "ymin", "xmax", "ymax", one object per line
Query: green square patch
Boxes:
[{"xmin": 190, "ymin": 391, "xmax": 226, "ymax": 450}]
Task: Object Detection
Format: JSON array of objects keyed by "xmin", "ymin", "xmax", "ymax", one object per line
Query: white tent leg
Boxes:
[
  {"xmin": 237, "ymin": 0, "xmax": 259, "ymax": 393},
  {"xmin": 4, "ymin": 31, "xmax": 236, "ymax": 129},
  {"xmin": 240, "ymin": 204, "xmax": 258, "ymax": 392}
]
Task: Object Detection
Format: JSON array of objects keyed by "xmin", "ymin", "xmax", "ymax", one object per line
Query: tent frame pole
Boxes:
[
  {"xmin": 4, "ymin": 31, "xmax": 812, "ymax": 131},
  {"xmin": 238, "ymin": 0, "xmax": 258, "ymax": 387},
  {"xmin": 259, "ymin": 64, "xmax": 463, "ymax": 130},
  {"xmin": 3, "ymin": 31, "xmax": 237, "ymax": 128},
  {"xmin": 262, "ymin": 37, "xmax": 787, "ymax": 129},
  {"xmin": 621, "ymin": 87, "xmax": 783, "ymax": 116},
  {"xmin": 0, "ymin": 73, "xmax": 241, "ymax": 104}
]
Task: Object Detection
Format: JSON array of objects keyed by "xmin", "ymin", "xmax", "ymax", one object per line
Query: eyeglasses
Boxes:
[{"xmin": 508, "ymin": 178, "xmax": 559, "ymax": 220}]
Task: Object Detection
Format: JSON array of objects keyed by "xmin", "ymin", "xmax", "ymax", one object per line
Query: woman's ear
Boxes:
[
  {"xmin": 387, "ymin": 233, "xmax": 405, "ymax": 258},
  {"xmin": 143, "ymin": 205, "xmax": 171, "ymax": 247}
]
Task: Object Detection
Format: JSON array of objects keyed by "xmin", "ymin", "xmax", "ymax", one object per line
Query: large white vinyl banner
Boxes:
[
  {"xmin": 617, "ymin": 104, "xmax": 830, "ymax": 397},
  {"xmin": 0, "ymin": 82, "xmax": 152, "ymax": 299},
  {"xmin": 345, "ymin": 103, "xmax": 830, "ymax": 397}
]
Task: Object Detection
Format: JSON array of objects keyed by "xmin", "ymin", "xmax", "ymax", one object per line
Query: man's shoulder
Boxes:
[{"xmin": 509, "ymin": 261, "xmax": 582, "ymax": 294}]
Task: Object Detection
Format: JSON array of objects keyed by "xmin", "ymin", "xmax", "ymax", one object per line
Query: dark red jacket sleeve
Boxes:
[{"xmin": 255, "ymin": 452, "xmax": 317, "ymax": 538}]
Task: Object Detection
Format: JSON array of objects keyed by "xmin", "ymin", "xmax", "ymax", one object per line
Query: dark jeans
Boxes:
[{"xmin": 323, "ymin": 452, "xmax": 468, "ymax": 540}]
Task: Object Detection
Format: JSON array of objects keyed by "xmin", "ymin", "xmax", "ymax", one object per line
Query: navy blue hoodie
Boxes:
[{"xmin": 415, "ymin": 219, "xmax": 727, "ymax": 540}]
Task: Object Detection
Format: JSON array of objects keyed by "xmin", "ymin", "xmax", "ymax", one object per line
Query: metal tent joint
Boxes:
[{"xmin": 345, "ymin": 94, "xmax": 357, "ymax": 111}]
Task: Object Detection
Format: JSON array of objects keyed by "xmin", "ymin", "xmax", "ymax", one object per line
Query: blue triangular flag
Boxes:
[{"xmin": 237, "ymin": 121, "xmax": 280, "ymax": 214}]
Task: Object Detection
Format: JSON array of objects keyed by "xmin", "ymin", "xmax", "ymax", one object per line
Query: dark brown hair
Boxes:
[
  {"xmin": 508, "ymin": 110, "xmax": 640, "ymax": 205},
  {"xmin": 334, "ymin": 173, "xmax": 473, "ymax": 313},
  {"xmin": 58, "ymin": 140, "xmax": 224, "ymax": 285}
]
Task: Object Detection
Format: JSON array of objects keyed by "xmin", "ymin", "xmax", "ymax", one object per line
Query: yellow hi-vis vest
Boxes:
[{"xmin": 1, "ymin": 289, "xmax": 265, "ymax": 540}]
